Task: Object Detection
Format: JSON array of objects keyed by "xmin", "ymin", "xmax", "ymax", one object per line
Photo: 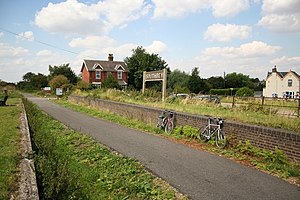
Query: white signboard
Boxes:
[{"xmin": 56, "ymin": 88, "xmax": 63, "ymax": 96}]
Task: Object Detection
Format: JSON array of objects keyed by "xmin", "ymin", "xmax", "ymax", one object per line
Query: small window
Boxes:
[
  {"xmin": 117, "ymin": 71, "xmax": 122, "ymax": 79},
  {"xmin": 288, "ymin": 79, "xmax": 292, "ymax": 87},
  {"xmin": 95, "ymin": 70, "xmax": 101, "ymax": 79}
]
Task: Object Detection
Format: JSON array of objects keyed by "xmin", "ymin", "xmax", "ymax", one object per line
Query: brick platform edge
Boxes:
[
  {"xmin": 69, "ymin": 95, "xmax": 300, "ymax": 163},
  {"xmin": 11, "ymin": 101, "xmax": 39, "ymax": 200}
]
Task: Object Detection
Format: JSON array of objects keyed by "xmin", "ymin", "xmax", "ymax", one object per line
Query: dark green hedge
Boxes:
[
  {"xmin": 209, "ymin": 88, "xmax": 239, "ymax": 95},
  {"xmin": 23, "ymin": 98, "xmax": 176, "ymax": 199}
]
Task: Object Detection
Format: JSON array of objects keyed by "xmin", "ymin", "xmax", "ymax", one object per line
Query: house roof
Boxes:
[
  {"xmin": 267, "ymin": 70, "xmax": 300, "ymax": 79},
  {"xmin": 81, "ymin": 59, "xmax": 128, "ymax": 72}
]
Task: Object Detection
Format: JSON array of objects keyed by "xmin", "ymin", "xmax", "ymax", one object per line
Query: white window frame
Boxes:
[
  {"xmin": 287, "ymin": 79, "xmax": 292, "ymax": 87},
  {"xmin": 95, "ymin": 70, "xmax": 101, "ymax": 80},
  {"xmin": 117, "ymin": 70, "xmax": 122, "ymax": 79}
]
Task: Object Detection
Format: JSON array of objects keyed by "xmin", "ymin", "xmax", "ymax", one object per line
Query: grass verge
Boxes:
[
  {"xmin": 24, "ymin": 98, "xmax": 187, "ymax": 200},
  {"xmin": 55, "ymin": 99, "xmax": 300, "ymax": 187},
  {"xmin": 0, "ymin": 98, "xmax": 21, "ymax": 199}
]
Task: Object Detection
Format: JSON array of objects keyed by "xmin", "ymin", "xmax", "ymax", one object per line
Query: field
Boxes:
[{"xmin": 0, "ymin": 97, "xmax": 21, "ymax": 199}]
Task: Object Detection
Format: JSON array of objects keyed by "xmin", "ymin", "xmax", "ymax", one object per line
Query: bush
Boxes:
[
  {"xmin": 210, "ymin": 88, "xmax": 238, "ymax": 95},
  {"xmin": 236, "ymin": 87, "xmax": 254, "ymax": 97}
]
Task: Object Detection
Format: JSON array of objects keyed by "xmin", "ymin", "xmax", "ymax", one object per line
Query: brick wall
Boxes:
[{"xmin": 69, "ymin": 95, "xmax": 300, "ymax": 162}]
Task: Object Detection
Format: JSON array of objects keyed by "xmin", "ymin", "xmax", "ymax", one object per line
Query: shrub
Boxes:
[{"xmin": 236, "ymin": 87, "xmax": 254, "ymax": 97}]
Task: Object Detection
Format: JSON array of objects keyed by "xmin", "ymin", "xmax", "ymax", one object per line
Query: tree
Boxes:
[
  {"xmin": 102, "ymin": 73, "xmax": 120, "ymax": 89},
  {"xmin": 49, "ymin": 75, "xmax": 69, "ymax": 90},
  {"xmin": 187, "ymin": 67, "xmax": 203, "ymax": 94},
  {"xmin": 19, "ymin": 72, "xmax": 48, "ymax": 91},
  {"xmin": 236, "ymin": 87, "xmax": 254, "ymax": 97},
  {"xmin": 49, "ymin": 63, "xmax": 78, "ymax": 84},
  {"xmin": 225, "ymin": 72, "xmax": 252, "ymax": 88},
  {"xmin": 207, "ymin": 76, "xmax": 225, "ymax": 89},
  {"xmin": 168, "ymin": 69, "xmax": 190, "ymax": 93},
  {"xmin": 124, "ymin": 46, "xmax": 168, "ymax": 90}
]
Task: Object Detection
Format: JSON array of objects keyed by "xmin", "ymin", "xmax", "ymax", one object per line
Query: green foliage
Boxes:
[
  {"xmin": 49, "ymin": 75, "xmax": 69, "ymax": 91},
  {"xmin": 23, "ymin": 98, "xmax": 182, "ymax": 200},
  {"xmin": 172, "ymin": 126, "xmax": 198, "ymax": 139},
  {"xmin": 207, "ymin": 76, "xmax": 225, "ymax": 89},
  {"xmin": 76, "ymin": 80, "xmax": 92, "ymax": 91},
  {"xmin": 225, "ymin": 72, "xmax": 252, "ymax": 88},
  {"xmin": 0, "ymin": 98, "xmax": 21, "ymax": 199},
  {"xmin": 187, "ymin": 67, "xmax": 204, "ymax": 94},
  {"xmin": 102, "ymin": 73, "xmax": 121, "ymax": 89},
  {"xmin": 168, "ymin": 69, "xmax": 190, "ymax": 93},
  {"xmin": 234, "ymin": 140, "xmax": 299, "ymax": 178},
  {"xmin": 17, "ymin": 72, "xmax": 48, "ymax": 91},
  {"xmin": 236, "ymin": 87, "xmax": 254, "ymax": 97},
  {"xmin": 49, "ymin": 63, "xmax": 78, "ymax": 84},
  {"xmin": 209, "ymin": 88, "xmax": 238, "ymax": 95},
  {"xmin": 124, "ymin": 46, "xmax": 168, "ymax": 90}
]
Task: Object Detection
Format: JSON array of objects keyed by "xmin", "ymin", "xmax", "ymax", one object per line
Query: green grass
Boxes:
[
  {"xmin": 73, "ymin": 89, "xmax": 300, "ymax": 132},
  {"xmin": 0, "ymin": 98, "xmax": 21, "ymax": 199},
  {"xmin": 55, "ymin": 98, "xmax": 300, "ymax": 185},
  {"xmin": 24, "ymin": 98, "xmax": 186, "ymax": 199}
]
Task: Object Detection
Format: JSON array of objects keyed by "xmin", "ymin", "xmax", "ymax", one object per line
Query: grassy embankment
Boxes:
[
  {"xmin": 0, "ymin": 96, "xmax": 21, "ymax": 199},
  {"xmin": 73, "ymin": 89, "xmax": 300, "ymax": 133},
  {"xmin": 23, "ymin": 98, "xmax": 186, "ymax": 199}
]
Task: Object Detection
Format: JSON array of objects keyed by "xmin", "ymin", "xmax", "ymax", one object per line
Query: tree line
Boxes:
[{"xmin": 2, "ymin": 46, "xmax": 264, "ymax": 96}]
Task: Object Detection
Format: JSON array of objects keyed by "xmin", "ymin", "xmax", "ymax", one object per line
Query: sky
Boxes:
[{"xmin": 0, "ymin": 0, "xmax": 300, "ymax": 83}]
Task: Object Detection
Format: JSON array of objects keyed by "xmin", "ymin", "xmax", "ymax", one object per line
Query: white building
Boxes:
[{"xmin": 263, "ymin": 66, "xmax": 300, "ymax": 98}]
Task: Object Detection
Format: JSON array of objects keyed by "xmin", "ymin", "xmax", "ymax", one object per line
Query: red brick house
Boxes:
[{"xmin": 80, "ymin": 54, "xmax": 128, "ymax": 88}]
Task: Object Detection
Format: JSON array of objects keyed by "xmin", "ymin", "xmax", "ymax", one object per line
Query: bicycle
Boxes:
[
  {"xmin": 198, "ymin": 117, "xmax": 227, "ymax": 148},
  {"xmin": 157, "ymin": 110, "xmax": 174, "ymax": 133}
]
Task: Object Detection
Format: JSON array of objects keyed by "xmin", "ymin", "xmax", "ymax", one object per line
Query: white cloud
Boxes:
[
  {"xmin": 35, "ymin": 0, "xmax": 109, "ymax": 35},
  {"xmin": 152, "ymin": 0, "xmax": 209, "ymax": 19},
  {"xmin": 202, "ymin": 41, "xmax": 280, "ymax": 58},
  {"xmin": 152, "ymin": 0, "xmax": 253, "ymax": 19},
  {"xmin": 271, "ymin": 56, "xmax": 300, "ymax": 71},
  {"xmin": 35, "ymin": 0, "xmax": 151, "ymax": 36},
  {"xmin": 258, "ymin": 0, "xmax": 300, "ymax": 33},
  {"xmin": 0, "ymin": 32, "xmax": 4, "ymax": 37},
  {"xmin": 16, "ymin": 31, "xmax": 34, "ymax": 41},
  {"xmin": 204, "ymin": 23, "xmax": 252, "ymax": 42},
  {"xmin": 145, "ymin": 40, "xmax": 167, "ymax": 54},
  {"xmin": 0, "ymin": 43, "xmax": 29, "ymax": 58},
  {"xmin": 69, "ymin": 35, "xmax": 116, "ymax": 49},
  {"xmin": 98, "ymin": 0, "xmax": 152, "ymax": 26},
  {"xmin": 210, "ymin": 0, "xmax": 250, "ymax": 17}
]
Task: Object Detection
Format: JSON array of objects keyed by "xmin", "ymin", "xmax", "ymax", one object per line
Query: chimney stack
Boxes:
[
  {"xmin": 272, "ymin": 65, "xmax": 277, "ymax": 72},
  {"xmin": 108, "ymin": 54, "xmax": 113, "ymax": 61}
]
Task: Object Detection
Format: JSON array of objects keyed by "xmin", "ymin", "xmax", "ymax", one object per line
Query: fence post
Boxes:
[
  {"xmin": 297, "ymin": 98, "xmax": 300, "ymax": 118},
  {"xmin": 232, "ymin": 95, "xmax": 235, "ymax": 108},
  {"xmin": 261, "ymin": 96, "xmax": 265, "ymax": 106}
]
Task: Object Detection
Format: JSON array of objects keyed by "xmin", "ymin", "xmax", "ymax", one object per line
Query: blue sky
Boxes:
[{"xmin": 0, "ymin": 0, "xmax": 299, "ymax": 83}]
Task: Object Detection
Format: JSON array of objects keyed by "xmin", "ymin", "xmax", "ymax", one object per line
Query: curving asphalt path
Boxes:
[{"xmin": 24, "ymin": 94, "xmax": 300, "ymax": 200}]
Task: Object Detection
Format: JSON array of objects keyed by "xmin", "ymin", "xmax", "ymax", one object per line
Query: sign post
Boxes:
[{"xmin": 142, "ymin": 68, "xmax": 167, "ymax": 101}]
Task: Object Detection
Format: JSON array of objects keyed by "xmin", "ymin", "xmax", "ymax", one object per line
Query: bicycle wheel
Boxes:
[
  {"xmin": 165, "ymin": 120, "xmax": 174, "ymax": 133},
  {"xmin": 198, "ymin": 128, "xmax": 209, "ymax": 142},
  {"xmin": 215, "ymin": 130, "xmax": 226, "ymax": 148}
]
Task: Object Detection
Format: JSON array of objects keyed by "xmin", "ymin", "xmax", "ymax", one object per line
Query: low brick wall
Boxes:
[{"xmin": 69, "ymin": 95, "xmax": 300, "ymax": 162}]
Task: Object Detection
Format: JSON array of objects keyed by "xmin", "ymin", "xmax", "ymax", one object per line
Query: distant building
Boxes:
[
  {"xmin": 80, "ymin": 54, "xmax": 128, "ymax": 88},
  {"xmin": 263, "ymin": 66, "xmax": 300, "ymax": 98}
]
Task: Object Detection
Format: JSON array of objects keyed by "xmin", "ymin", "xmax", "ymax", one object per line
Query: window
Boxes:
[
  {"xmin": 117, "ymin": 71, "xmax": 122, "ymax": 79},
  {"xmin": 288, "ymin": 79, "xmax": 292, "ymax": 87},
  {"xmin": 95, "ymin": 70, "xmax": 101, "ymax": 79}
]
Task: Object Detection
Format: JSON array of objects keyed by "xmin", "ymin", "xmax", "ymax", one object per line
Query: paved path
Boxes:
[{"xmin": 25, "ymin": 94, "xmax": 300, "ymax": 200}]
